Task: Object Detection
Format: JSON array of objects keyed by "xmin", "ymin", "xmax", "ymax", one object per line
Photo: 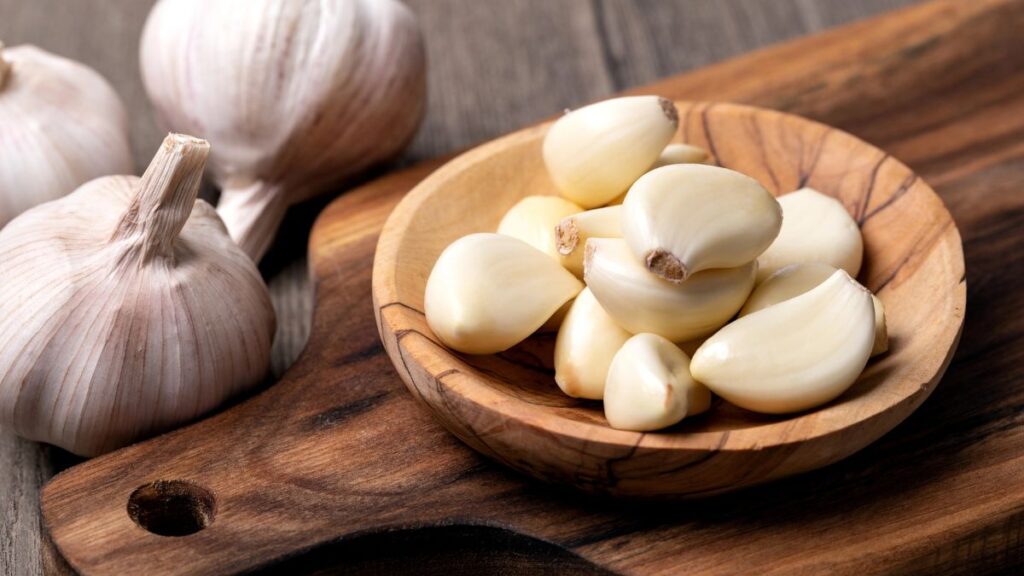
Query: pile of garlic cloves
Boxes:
[{"xmin": 425, "ymin": 96, "xmax": 888, "ymax": 432}]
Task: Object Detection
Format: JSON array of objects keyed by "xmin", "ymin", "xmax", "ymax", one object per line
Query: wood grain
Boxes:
[
  {"xmin": 372, "ymin": 100, "xmax": 964, "ymax": 497},
  {"xmin": 36, "ymin": 0, "xmax": 1024, "ymax": 573}
]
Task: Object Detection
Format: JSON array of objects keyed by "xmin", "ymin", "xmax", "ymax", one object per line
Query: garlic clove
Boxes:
[
  {"xmin": 425, "ymin": 233, "xmax": 583, "ymax": 355},
  {"xmin": 543, "ymin": 96, "xmax": 678, "ymax": 208},
  {"xmin": 740, "ymin": 262, "xmax": 888, "ymax": 356},
  {"xmin": 622, "ymin": 164, "xmax": 781, "ymax": 283},
  {"xmin": 0, "ymin": 43, "xmax": 133, "ymax": 228},
  {"xmin": 604, "ymin": 333, "xmax": 711, "ymax": 431},
  {"xmin": 584, "ymin": 238, "xmax": 757, "ymax": 343},
  {"xmin": 756, "ymin": 187, "xmax": 863, "ymax": 282},
  {"xmin": 651, "ymin": 143, "xmax": 710, "ymax": 168},
  {"xmin": 555, "ymin": 205, "xmax": 622, "ymax": 277},
  {"xmin": 497, "ymin": 195, "xmax": 582, "ymax": 260},
  {"xmin": 690, "ymin": 270, "xmax": 875, "ymax": 414},
  {"xmin": 140, "ymin": 0, "xmax": 427, "ymax": 261},
  {"xmin": 553, "ymin": 288, "xmax": 631, "ymax": 400}
]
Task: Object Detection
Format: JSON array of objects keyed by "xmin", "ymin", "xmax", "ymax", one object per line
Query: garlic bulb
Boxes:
[
  {"xmin": 0, "ymin": 43, "xmax": 132, "ymax": 228},
  {"xmin": 543, "ymin": 96, "xmax": 678, "ymax": 208},
  {"xmin": 756, "ymin": 188, "xmax": 863, "ymax": 281},
  {"xmin": 140, "ymin": 0, "xmax": 427, "ymax": 260},
  {"xmin": 498, "ymin": 195, "xmax": 582, "ymax": 260},
  {"xmin": 604, "ymin": 333, "xmax": 711, "ymax": 431},
  {"xmin": 691, "ymin": 270, "xmax": 874, "ymax": 414},
  {"xmin": 0, "ymin": 134, "xmax": 275, "ymax": 456},
  {"xmin": 555, "ymin": 206, "xmax": 622, "ymax": 277},
  {"xmin": 585, "ymin": 238, "xmax": 757, "ymax": 342},
  {"xmin": 741, "ymin": 262, "xmax": 888, "ymax": 356},
  {"xmin": 622, "ymin": 164, "xmax": 782, "ymax": 283},
  {"xmin": 425, "ymin": 233, "xmax": 583, "ymax": 355},
  {"xmin": 554, "ymin": 288, "xmax": 631, "ymax": 400}
]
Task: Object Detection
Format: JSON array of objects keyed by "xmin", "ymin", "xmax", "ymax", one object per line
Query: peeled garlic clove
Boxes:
[
  {"xmin": 555, "ymin": 206, "xmax": 622, "ymax": 277},
  {"xmin": 604, "ymin": 333, "xmax": 711, "ymax": 431},
  {"xmin": 652, "ymin": 143, "xmax": 709, "ymax": 168},
  {"xmin": 543, "ymin": 96, "xmax": 678, "ymax": 208},
  {"xmin": 553, "ymin": 288, "xmax": 631, "ymax": 400},
  {"xmin": 140, "ymin": 0, "xmax": 427, "ymax": 260},
  {"xmin": 585, "ymin": 238, "xmax": 756, "ymax": 342},
  {"xmin": 0, "ymin": 134, "xmax": 275, "ymax": 456},
  {"xmin": 622, "ymin": 164, "xmax": 782, "ymax": 283},
  {"xmin": 425, "ymin": 233, "xmax": 583, "ymax": 355},
  {"xmin": 740, "ymin": 262, "xmax": 888, "ymax": 357},
  {"xmin": 498, "ymin": 195, "xmax": 582, "ymax": 260},
  {"xmin": 690, "ymin": 270, "xmax": 874, "ymax": 414},
  {"xmin": 756, "ymin": 187, "xmax": 863, "ymax": 281},
  {"xmin": 0, "ymin": 43, "xmax": 133, "ymax": 227}
]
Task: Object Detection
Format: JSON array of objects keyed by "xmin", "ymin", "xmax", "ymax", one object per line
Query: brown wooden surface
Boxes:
[
  {"xmin": 0, "ymin": 1, "xmax": 926, "ymax": 573},
  {"xmin": 373, "ymin": 100, "xmax": 964, "ymax": 497},
  {"xmin": 30, "ymin": 0, "xmax": 1024, "ymax": 573}
]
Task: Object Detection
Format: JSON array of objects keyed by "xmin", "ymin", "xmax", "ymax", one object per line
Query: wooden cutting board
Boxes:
[{"xmin": 40, "ymin": 0, "xmax": 1024, "ymax": 573}]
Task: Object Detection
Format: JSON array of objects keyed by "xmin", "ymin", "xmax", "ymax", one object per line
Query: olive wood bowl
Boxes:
[{"xmin": 372, "ymin": 101, "xmax": 965, "ymax": 497}]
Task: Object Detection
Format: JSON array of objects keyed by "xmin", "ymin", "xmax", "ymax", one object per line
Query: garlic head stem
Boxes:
[
  {"xmin": 110, "ymin": 134, "xmax": 210, "ymax": 260},
  {"xmin": 216, "ymin": 181, "xmax": 289, "ymax": 261}
]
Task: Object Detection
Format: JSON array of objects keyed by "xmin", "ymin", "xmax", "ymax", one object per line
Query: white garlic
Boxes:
[
  {"xmin": 140, "ymin": 0, "xmax": 427, "ymax": 260},
  {"xmin": 543, "ymin": 96, "xmax": 678, "ymax": 208},
  {"xmin": 622, "ymin": 164, "xmax": 782, "ymax": 283},
  {"xmin": 497, "ymin": 195, "xmax": 582, "ymax": 260},
  {"xmin": 425, "ymin": 233, "xmax": 583, "ymax": 355},
  {"xmin": 740, "ymin": 262, "xmax": 888, "ymax": 356},
  {"xmin": 554, "ymin": 288, "xmax": 631, "ymax": 400},
  {"xmin": 690, "ymin": 270, "xmax": 874, "ymax": 414},
  {"xmin": 555, "ymin": 205, "xmax": 622, "ymax": 277},
  {"xmin": 584, "ymin": 238, "xmax": 756, "ymax": 343},
  {"xmin": 756, "ymin": 187, "xmax": 863, "ymax": 281},
  {"xmin": 651, "ymin": 143, "xmax": 710, "ymax": 168},
  {"xmin": 0, "ymin": 134, "xmax": 275, "ymax": 456},
  {"xmin": 604, "ymin": 333, "xmax": 711, "ymax": 431},
  {"xmin": 0, "ymin": 43, "xmax": 133, "ymax": 228}
]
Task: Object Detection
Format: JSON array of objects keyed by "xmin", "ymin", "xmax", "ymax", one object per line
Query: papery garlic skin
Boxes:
[
  {"xmin": 140, "ymin": 0, "xmax": 427, "ymax": 260},
  {"xmin": 604, "ymin": 333, "xmax": 711, "ymax": 431},
  {"xmin": 0, "ymin": 43, "xmax": 132, "ymax": 227},
  {"xmin": 555, "ymin": 206, "xmax": 622, "ymax": 277},
  {"xmin": 622, "ymin": 164, "xmax": 781, "ymax": 282},
  {"xmin": 741, "ymin": 262, "xmax": 888, "ymax": 356},
  {"xmin": 425, "ymin": 233, "xmax": 583, "ymax": 355},
  {"xmin": 543, "ymin": 96, "xmax": 678, "ymax": 208},
  {"xmin": 756, "ymin": 188, "xmax": 863, "ymax": 281},
  {"xmin": 498, "ymin": 195, "xmax": 582, "ymax": 260},
  {"xmin": 0, "ymin": 134, "xmax": 275, "ymax": 456},
  {"xmin": 584, "ymin": 238, "xmax": 757, "ymax": 342},
  {"xmin": 554, "ymin": 288, "xmax": 631, "ymax": 400},
  {"xmin": 691, "ymin": 270, "xmax": 874, "ymax": 414}
]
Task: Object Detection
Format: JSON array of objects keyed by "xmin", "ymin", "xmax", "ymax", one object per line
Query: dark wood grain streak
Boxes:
[{"xmin": 35, "ymin": 0, "xmax": 1024, "ymax": 574}]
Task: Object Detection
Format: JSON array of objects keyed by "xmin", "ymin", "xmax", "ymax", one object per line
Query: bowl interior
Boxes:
[{"xmin": 375, "ymin": 100, "xmax": 964, "ymax": 465}]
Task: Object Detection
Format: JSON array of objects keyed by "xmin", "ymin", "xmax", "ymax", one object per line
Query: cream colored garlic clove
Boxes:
[
  {"xmin": 425, "ymin": 233, "xmax": 583, "ymax": 355},
  {"xmin": 498, "ymin": 195, "xmax": 582, "ymax": 260},
  {"xmin": 553, "ymin": 288, "xmax": 631, "ymax": 400},
  {"xmin": 622, "ymin": 164, "xmax": 781, "ymax": 283},
  {"xmin": 690, "ymin": 270, "xmax": 874, "ymax": 414},
  {"xmin": 756, "ymin": 187, "xmax": 863, "ymax": 281},
  {"xmin": 740, "ymin": 262, "xmax": 888, "ymax": 356},
  {"xmin": 0, "ymin": 43, "xmax": 133, "ymax": 228},
  {"xmin": 555, "ymin": 205, "xmax": 622, "ymax": 277},
  {"xmin": 584, "ymin": 238, "xmax": 757, "ymax": 342},
  {"xmin": 543, "ymin": 96, "xmax": 678, "ymax": 208},
  {"xmin": 0, "ymin": 134, "xmax": 275, "ymax": 456},
  {"xmin": 604, "ymin": 143, "xmax": 710, "ymax": 206},
  {"xmin": 140, "ymin": 0, "xmax": 427, "ymax": 261},
  {"xmin": 604, "ymin": 333, "xmax": 711, "ymax": 431}
]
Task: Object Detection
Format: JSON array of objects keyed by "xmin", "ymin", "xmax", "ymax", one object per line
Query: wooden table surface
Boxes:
[{"xmin": 0, "ymin": 0, "xmax": 929, "ymax": 573}]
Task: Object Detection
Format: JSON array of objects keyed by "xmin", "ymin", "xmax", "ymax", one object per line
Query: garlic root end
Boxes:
[{"xmin": 646, "ymin": 249, "xmax": 688, "ymax": 283}]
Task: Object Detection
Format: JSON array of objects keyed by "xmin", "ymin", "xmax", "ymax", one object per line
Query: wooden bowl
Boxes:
[{"xmin": 372, "ymin": 101, "xmax": 965, "ymax": 497}]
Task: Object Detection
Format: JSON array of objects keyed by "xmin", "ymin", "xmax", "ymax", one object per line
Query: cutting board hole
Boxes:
[{"xmin": 127, "ymin": 480, "xmax": 216, "ymax": 537}]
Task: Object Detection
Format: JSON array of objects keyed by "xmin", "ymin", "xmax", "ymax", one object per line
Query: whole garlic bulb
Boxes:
[
  {"xmin": 0, "ymin": 43, "xmax": 133, "ymax": 228},
  {"xmin": 140, "ymin": 0, "xmax": 427, "ymax": 260},
  {"xmin": 0, "ymin": 134, "xmax": 275, "ymax": 456}
]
